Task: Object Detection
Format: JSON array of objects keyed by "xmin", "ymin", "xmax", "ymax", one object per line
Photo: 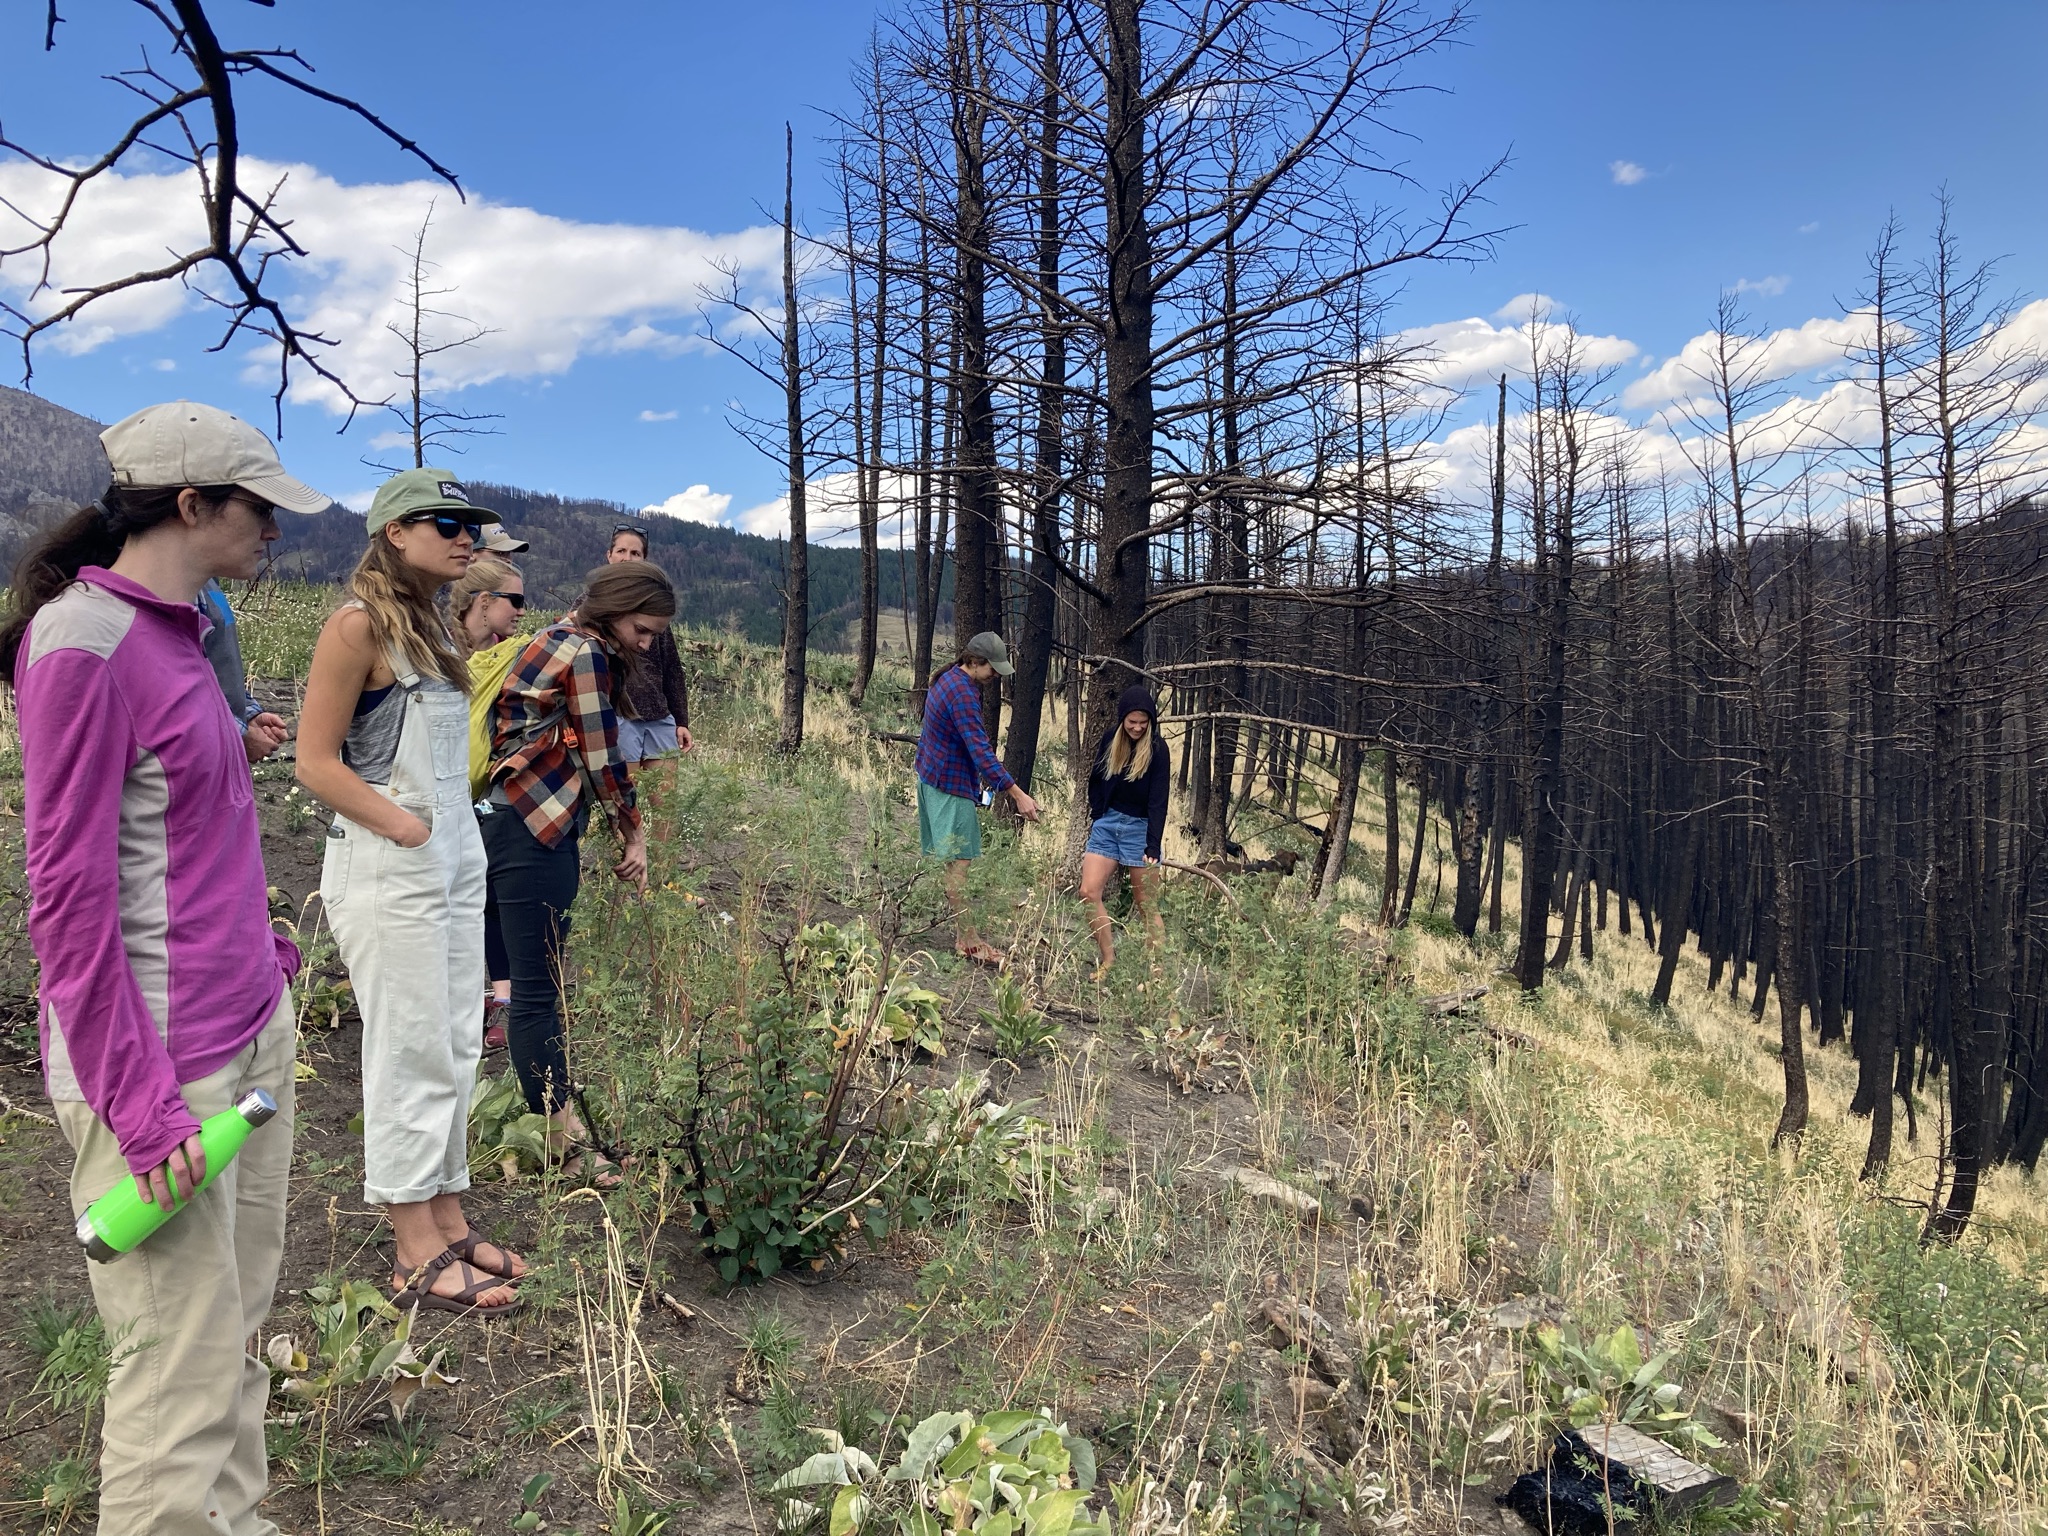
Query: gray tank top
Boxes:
[{"xmin": 343, "ymin": 671, "xmax": 460, "ymax": 786}]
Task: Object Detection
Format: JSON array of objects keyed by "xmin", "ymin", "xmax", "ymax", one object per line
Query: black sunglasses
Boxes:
[
  {"xmin": 485, "ymin": 591, "xmax": 527, "ymax": 610},
  {"xmin": 402, "ymin": 511, "xmax": 484, "ymax": 542},
  {"xmin": 611, "ymin": 523, "xmax": 649, "ymax": 542}
]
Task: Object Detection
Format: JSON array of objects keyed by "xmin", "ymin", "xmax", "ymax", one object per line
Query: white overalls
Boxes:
[{"xmin": 320, "ymin": 652, "xmax": 487, "ymax": 1206}]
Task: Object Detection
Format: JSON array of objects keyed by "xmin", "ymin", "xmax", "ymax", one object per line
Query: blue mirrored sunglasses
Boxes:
[{"xmin": 402, "ymin": 511, "xmax": 485, "ymax": 542}]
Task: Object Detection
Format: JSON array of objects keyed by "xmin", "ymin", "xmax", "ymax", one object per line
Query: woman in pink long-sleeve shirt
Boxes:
[{"xmin": 0, "ymin": 401, "xmax": 329, "ymax": 1536}]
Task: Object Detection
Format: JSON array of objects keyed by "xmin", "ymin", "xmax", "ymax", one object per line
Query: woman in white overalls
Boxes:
[{"xmin": 298, "ymin": 468, "xmax": 525, "ymax": 1318}]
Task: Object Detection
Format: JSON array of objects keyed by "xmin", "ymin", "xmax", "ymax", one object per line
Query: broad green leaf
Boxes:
[
  {"xmin": 1061, "ymin": 1432, "xmax": 1098, "ymax": 1491},
  {"xmin": 1608, "ymin": 1324, "xmax": 1642, "ymax": 1378},
  {"xmin": 771, "ymin": 1451, "xmax": 863, "ymax": 1493},
  {"xmin": 1632, "ymin": 1348, "xmax": 1672, "ymax": 1389},
  {"xmin": 1023, "ymin": 1488, "xmax": 1087, "ymax": 1536},
  {"xmin": 890, "ymin": 1411, "xmax": 972, "ymax": 1483},
  {"xmin": 828, "ymin": 1486, "xmax": 869, "ymax": 1536}
]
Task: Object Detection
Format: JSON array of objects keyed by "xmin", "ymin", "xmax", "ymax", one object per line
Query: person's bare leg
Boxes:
[
  {"xmin": 430, "ymin": 1191, "xmax": 525, "ymax": 1277},
  {"xmin": 1079, "ymin": 852, "xmax": 1118, "ymax": 972},
  {"xmin": 947, "ymin": 858, "xmax": 986, "ymax": 953},
  {"xmin": 1130, "ymin": 864, "xmax": 1166, "ymax": 950},
  {"xmin": 389, "ymin": 1200, "xmax": 515, "ymax": 1306}
]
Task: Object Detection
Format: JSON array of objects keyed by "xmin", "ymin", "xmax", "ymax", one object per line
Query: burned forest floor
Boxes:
[{"xmin": 0, "ymin": 603, "xmax": 2042, "ymax": 1535}]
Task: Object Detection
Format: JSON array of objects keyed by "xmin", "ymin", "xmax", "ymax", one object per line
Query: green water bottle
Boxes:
[{"xmin": 74, "ymin": 1089, "xmax": 279, "ymax": 1262}]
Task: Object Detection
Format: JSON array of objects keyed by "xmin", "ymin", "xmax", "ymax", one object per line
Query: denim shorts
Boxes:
[
  {"xmin": 1085, "ymin": 809, "xmax": 1150, "ymax": 866},
  {"xmin": 616, "ymin": 715, "xmax": 679, "ymax": 762}
]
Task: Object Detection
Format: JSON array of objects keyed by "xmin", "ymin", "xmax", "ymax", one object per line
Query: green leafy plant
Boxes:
[
  {"xmin": 796, "ymin": 921, "xmax": 947, "ymax": 1056},
  {"xmin": 504, "ymin": 1388, "xmax": 577, "ymax": 1444},
  {"xmin": 469, "ymin": 1068, "xmax": 552, "ymax": 1181},
  {"xmin": 30, "ymin": 1454, "xmax": 97, "ymax": 1525},
  {"xmin": 511, "ymin": 1471, "xmax": 556, "ymax": 1531},
  {"xmin": 980, "ymin": 977, "xmax": 1059, "ymax": 1062},
  {"xmin": 1131, "ymin": 1017, "xmax": 1247, "ymax": 1095},
  {"xmin": 608, "ymin": 1488, "xmax": 671, "ymax": 1536},
  {"xmin": 267, "ymin": 1276, "xmax": 454, "ymax": 1426},
  {"xmin": 898, "ymin": 1070, "xmax": 1057, "ymax": 1217},
  {"xmin": 770, "ymin": 1408, "xmax": 1110, "ymax": 1535},
  {"xmin": 676, "ymin": 923, "xmax": 943, "ymax": 1284},
  {"xmin": 1528, "ymin": 1322, "xmax": 1725, "ymax": 1452}
]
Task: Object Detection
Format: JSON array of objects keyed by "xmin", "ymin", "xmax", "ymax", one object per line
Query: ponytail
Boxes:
[{"xmin": 0, "ymin": 484, "xmax": 231, "ymax": 686}]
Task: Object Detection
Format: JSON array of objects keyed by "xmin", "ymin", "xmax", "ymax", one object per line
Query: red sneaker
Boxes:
[{"xmin": 483, "ymin": 1000, "xmax": 510, "ymax": 1054}]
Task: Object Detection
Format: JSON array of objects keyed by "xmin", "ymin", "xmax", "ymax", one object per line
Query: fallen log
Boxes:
[
  {"xmin": 1160, "ymin": 858, "xmax": 1241, "ymax": 910},
  {"xmin": 1419, "ymin": 985, "xmax": 1489, "ymax": 1017}
]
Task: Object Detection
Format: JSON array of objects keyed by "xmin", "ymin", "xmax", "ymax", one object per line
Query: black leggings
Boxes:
[{"xmin": 480, "ymin": 807, "xmax": 581, "ymax": 1114}]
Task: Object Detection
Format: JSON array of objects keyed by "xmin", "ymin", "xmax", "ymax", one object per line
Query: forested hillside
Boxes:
[
  {"xmin": 0, "ymin": 385, "xmax": 916, "ymax": 648},
  {"xmin": 258, "ymin": 483, "xmax": 897, "ymax": 648}
]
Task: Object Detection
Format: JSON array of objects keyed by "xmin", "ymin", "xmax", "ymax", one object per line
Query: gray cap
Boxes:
[
  {"xmin": 100, "ymin": 401, "xmax": 331, "ymax": 513},
  {"xmin": 963, "ymin": 631, "xmax": 1014, "ymax": 677}
]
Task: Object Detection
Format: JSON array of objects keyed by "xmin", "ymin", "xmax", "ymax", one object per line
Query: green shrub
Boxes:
[
  {"xmin": 771, "ymin": 1408, "xmax": 1109, "ymax": 1535},
  {"xmin": 980, "ymin": 975, "xmax": 1059, "ymax": 1062},
  {"xmin": 1845, "ymin": 1203, "xmax": 2048, "ymax": 1470}
]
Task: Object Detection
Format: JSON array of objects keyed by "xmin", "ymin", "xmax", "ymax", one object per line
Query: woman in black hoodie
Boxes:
[{"xmin": 1081, "ymin": 685, "xmax": 1170, "ymax": 976}]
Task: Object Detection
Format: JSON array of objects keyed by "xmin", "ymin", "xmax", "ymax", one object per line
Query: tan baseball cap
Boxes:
[
  {"xmin": 479, "ymin": 524, "xmax": 529, "ymax": 554},
  {"xmin": 99, "ymin": 401, "xmax": 332, "ymax": 514}
]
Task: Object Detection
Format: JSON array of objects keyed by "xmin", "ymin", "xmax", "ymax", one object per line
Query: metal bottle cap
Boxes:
[
  {"xmin": 75, "ymin": 1211, "xmax": 119, "ymax": 1263},
  {"xmin": 235, "ymin": 1088, "xmax": 278, "ymax": 1128}
]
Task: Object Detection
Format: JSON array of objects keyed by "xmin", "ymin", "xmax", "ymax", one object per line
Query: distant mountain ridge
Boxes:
[{"xmin": 0, "ymin": 385, "xmax": 933, "ymax": 650}]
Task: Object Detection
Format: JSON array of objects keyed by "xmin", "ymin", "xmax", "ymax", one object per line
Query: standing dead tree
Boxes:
[{"xmin": 366, "ymin": 203, "xmax": 500, "ymax": 472}]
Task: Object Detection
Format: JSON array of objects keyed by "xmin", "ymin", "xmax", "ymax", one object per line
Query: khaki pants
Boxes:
[{"xmin": 56, "ymin": 989, "xmax": 296, "ymax": 1536}]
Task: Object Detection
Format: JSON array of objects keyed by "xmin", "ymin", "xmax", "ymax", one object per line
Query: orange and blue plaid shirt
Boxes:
[
  {"xmin": 915, "ymin": 663, "xmax": 1015, "ymax": 801},
  {"xmin": 489, "ymin": 621, "xmax": 640, "ymax": 847}
]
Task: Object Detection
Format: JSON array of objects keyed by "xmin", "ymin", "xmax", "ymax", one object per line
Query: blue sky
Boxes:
[{"xmin": 2, "ymin": 1, "xmax": 2043, "ymax": 532}]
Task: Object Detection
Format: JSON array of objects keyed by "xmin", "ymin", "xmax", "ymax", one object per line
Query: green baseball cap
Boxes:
[
  {"xmin": 366, "ymin": 467, "xmax": 503, "ymax": 534},
  {"xmin": 963, "ymin": 631, "xmax": 1015, "ymax": 676}
]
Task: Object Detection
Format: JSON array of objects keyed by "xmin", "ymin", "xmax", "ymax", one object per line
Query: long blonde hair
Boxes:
[
  {"xmin": 1106, "ymin": 719, "xmax": 1154, "ymax": 782},
  {"xmin": 449, "ymin": 554, "xmax": 520, "ymax": 657},
  {"xmin": 346, "ymin": 533, "xmax": 469, "ymax": 690}
]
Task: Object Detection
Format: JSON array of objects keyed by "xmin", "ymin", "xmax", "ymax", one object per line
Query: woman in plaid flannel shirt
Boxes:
[{"xmin": 483, "ymin": 561, "xmax": 675, "ymax": 1186}]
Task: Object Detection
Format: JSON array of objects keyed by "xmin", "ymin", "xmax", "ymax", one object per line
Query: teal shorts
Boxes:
[{"xmin": 918, "ymin": 779, "xmax": 982, "ymax": 860}]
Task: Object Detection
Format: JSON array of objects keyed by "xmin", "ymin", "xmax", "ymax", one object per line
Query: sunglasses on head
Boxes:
[
  {"xmin": 486, "ymin": 591, "xmax": 527, "ymax": 610},
  {"xmin": 402, "ymin": 511, "xmax": 484, "ymax": 542},
  {"xmin": 611, "ymin": 523, "xmax": 649, "ymax": 541}
]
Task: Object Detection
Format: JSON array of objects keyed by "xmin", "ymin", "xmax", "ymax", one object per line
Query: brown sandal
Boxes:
[
  {"xmin": 392, "ymin": 1248, "xmax": 523, "ymax": 1318},
  {"xmin": 447, "ymin": 1229, "xmax": 527, "ymax": 1281}
]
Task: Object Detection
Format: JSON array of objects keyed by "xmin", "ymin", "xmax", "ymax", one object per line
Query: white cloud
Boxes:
[
  {"xmin": 642, "ymin": 484, "xmax": 732, "ymax": 526},
  {"xmin": 151, "ymin": 357, "xmax": 177, "ymax": 372},
  {"xmin": 1610, "ymin": 160, "xmax": 1649, "ymax": 186},
  {"xmin": 637, "ymin": 408, "xmax": 679, "ymax": 422},
  {"xmin": 1395, "ymin": 307, "xmax": 1638, "ymax": 394},
  {"xmin": 737, "ymin": 469, "xmax": 940, "ymax": 547},
  {"xmin": 1732, "ymin": 274, "xmax": 1790, "ymax": 298},
  {"xmin": 1492, "ymin": 293, "xmax": 1557, "ymax": 323},
  {"xmin": 0, "ymin": 158, "xmax": 782, "ymax": 408},
  {"xmin": 1798, "ymin": 221, "xmax": 1821, "ymax": 235},
  {"xmin": 1620, "ymin": 312, "xmax": 1873, "ymax": 409}
]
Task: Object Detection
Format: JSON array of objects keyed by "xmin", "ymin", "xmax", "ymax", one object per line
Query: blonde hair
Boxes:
[
  {"xmin": 346, "ymin": 533, "xmax": 469, "ymax": 690},
  {"xmin": 449, "ymin": 554, "xmax": 520, "ymax": 656},
  {"xmin": 1105, "ymin": 718, "xmax": 1154, "ymax": 782}
]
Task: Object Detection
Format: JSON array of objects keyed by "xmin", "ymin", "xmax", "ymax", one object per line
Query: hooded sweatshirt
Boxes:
[
  {"xmin": 1086, "ymin": 685, "xmax": 1171, "ymax": 860},
  {"xmin": 17, "ymin": 568, "xmax": 301, "ymax": 1178}
]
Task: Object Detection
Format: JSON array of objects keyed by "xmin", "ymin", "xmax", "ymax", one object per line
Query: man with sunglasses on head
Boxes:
[{"xmin": 603, "ymin": 522, "xmax": 693, "ymax": 763}]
